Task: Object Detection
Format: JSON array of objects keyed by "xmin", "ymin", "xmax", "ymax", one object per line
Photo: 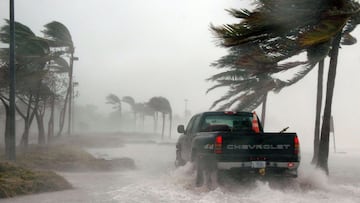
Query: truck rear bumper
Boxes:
[{"xmin": 217, "ymin": 161, "xmax": 300, "ymax": 170}]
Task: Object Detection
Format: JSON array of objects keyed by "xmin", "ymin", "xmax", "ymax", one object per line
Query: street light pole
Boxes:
[
  {"xmin": 7, "ymin": 0, "xmax": 16, "ymax": 161},
  {"xmin": 72, "ymin": 81, "xmax": 79, "ymax": 134},
  {"xmin": 67, "ymin": 54, "xmax": 78, "ymax": 135}
]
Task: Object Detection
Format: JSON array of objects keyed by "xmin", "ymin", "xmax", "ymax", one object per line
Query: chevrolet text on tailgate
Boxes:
[
  {"xmin": 227, "ymin": 144, "xmax": 291, "ymax": 150},
  {"xmin": 175, "ymin": 111, "xmax": 300, "ymax": 187}
]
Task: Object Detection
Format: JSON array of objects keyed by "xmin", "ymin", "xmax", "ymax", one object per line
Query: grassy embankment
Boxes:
[
  {"xmin": 0, "ymin": 134, "xmax": 135, "ymax": 198},
  {"xmin": 0, "ymin": 161, "xmax": 71, "ymax": 198}
]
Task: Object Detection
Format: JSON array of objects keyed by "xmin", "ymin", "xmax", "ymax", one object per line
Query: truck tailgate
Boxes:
[{"xmin": 218, "ymin": 133, "xmax": 299, "ymax": 162}]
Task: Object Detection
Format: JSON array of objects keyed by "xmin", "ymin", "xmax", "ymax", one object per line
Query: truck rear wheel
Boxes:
[{"xmin": 194, "ymin": 155, "xmax": 218, "ymax": 189}]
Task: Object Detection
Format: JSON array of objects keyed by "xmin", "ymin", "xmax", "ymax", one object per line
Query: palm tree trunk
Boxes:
[
  {"xmin": 36, "ymin": 111, "xmax": 46, "ymax": 145},
  {"xmin": 20, "ymin": 121, "xmax": 30, "ymax": 148},
  {"xmin": 169, "ymin": 112, "xmax": 172, "ymax": 139},
  {"xmin": 161, "ymin": 112, "xmax": 165, "ymax": 140},
  {"xmin": 261, "ymin": 93, "xmax": 268, "ymax": 128},
  {"xmin": 19, "ymin": 94, "xmax": 40, "ymax": 148},
  {"xmin": 154, "ymin": 112, "xmax": 158, "ymax": 133},
  {"xmin": 141, "ymin": 113, "xmax": 145, "ymax": 131},
  {"xmin": 57, "ymin": 89, "xmax": 70, "ymax": 136},
  {"xmin": 134, "ymin": 112, "xmax": 137, "ymax": 131},
  {"xmin": 47, "ymin": 94, "xmax": 55, "ymax": 143},
  {"xmin": 0, "ymin": 97, "xmax": 11, "ymax": 157},
  {"xmin": 67, "ymin": 51, "xmax": 74, "ymax": 135},
  {"xmin": 317, "ymin": 33, "xmax": 341, "ymax": 175},
  {"xmin": 312, "ymin": 60, "xmax": 324, "ymax": 164},
  {"xmin": 18, "ymin": 94, "xmax": 33, "ymax": 148}
]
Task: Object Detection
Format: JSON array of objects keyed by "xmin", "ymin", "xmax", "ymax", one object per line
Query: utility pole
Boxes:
[
  {"xmin": 7, "ymin": 0, "xmax": 16, "ymax": 161},
  {"xmin": 72, "ymin": 81, "xmax": 79, "ymax": 134},
  {"xmin": 67, "ymin": 54, "xmax": 78, "ymax": 135}
]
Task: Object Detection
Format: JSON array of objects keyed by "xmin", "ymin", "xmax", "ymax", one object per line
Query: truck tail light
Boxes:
[
  {"xmin": 252, "ymin": 112, "xmax": 260, "ymax": 133},
  {"xmin": 215, "ymin": 135, "xmax": 222, "ymax": 154},
  {"xmin": 294, "ymin": 136, "xmax": 300, "ymax": 155}
]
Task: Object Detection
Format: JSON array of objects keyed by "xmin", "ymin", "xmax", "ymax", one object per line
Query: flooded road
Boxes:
[{"xmin": 1, "ymin": 142, "xmax": 360, "ymax": 203}]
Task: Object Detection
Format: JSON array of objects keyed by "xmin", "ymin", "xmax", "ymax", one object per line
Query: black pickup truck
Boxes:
[{"xmin": 175, "ymin": 111, "xmax": 300, "ymax": 186}]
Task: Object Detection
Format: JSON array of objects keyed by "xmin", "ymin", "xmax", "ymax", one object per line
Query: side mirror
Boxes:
[{"xmin": 177, "ymin": 125, "xmax": 185, "ymax": 134}]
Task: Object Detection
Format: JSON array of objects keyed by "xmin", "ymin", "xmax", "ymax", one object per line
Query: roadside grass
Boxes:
[
  {"xmin": 15, "ymin": 144, "xmax": 136, "ymax": 172},
  {"xmin": 0, "ymin": 143, "xmax": 135, "ymax": 199},
  {"xmin": 0, "ymin": 161, "xmax": 71, "ymax": 198}
]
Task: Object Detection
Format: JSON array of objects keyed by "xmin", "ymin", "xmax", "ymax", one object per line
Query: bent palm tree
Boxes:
[
  {"xmin": 210, "ymin": 0, "xmax": 360, "ymax": 173},
  {"xmin": 106, "ymin": 94, "xmax": 122, "ymax": 114},
  {"xmin": 147, "ymin": 97, "xmax": 172, "ymax": 139},
  {"xmin": 122, "ymin": 96, "xmax": 137, "ymax": 130},
  {"xmin": 43, "ymin": 21, "xmax": 75, "ymax": 136},
  {"xmin": 0, "ymin": 20, "xmax": 62, "ymax": 147}
]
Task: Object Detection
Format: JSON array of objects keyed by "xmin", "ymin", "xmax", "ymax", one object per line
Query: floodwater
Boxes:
[{"xmin": 1, "ymin": 141, "xmax": 360, "ymax": 203}]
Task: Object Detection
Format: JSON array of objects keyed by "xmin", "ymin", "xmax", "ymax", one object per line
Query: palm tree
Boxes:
[
  {"xmin": 312, "ymin": 8, "xmax": 360, "ymax": 165},
  {"xmin": 147, "ymin": 97, "xmax": 172, "ymax": 139},
  {"xmin": 0, "ymin": 21, "xmax": 55, "ymax": 147},
  {"xmin": 106, "ymin": 94, "xmax": 122, "ymax": 114},
  {"xmin": 122, "ymin": 96, "xmax": 137, "ymax": 129},
  {"xmin": 141, "ymin": 103, "xmax": 156, "ymax": 132},
  {"xmin": 210, "ymin": 0, "xmax": 360, "ymax": 173},
  {"xmin": 317, "ymin": 33, "xmax": 341, "ymax": 174},
  {"xmin": 311, "ymin": 60, "xmax": 324, "ymax": 164},
  {"xmin": 44, "ymin": 57, "xmax": 70, "ymax": 142},
  {"xmin": 43, "ymin": 21, "xmax": 75, "ymax": 136}
]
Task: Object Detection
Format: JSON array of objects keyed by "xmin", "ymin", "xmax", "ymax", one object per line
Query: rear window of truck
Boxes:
[{"xmin": 200, "ymin": 114, "xmax": 253, "ymax": 132}]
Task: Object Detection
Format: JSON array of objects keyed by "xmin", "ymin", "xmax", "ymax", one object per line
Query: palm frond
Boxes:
[
  {"xmin": 234, "ymin": 93, "xmax": 266, "ymax": 111},
  {"xmin": 106, "ymin": 94, "xmax": 121, "ymax": 104},
  {"xmin": 43, "ymin": 21, "xmax": 73, "ymax": 48},
  {"xmin": 226, "ymin": 9, "xmax": 251, "ymax": 19},
  {"xmin": 206, "ymin": 70, "xmax": 248, "ymax": 81},
  {"xmin": 122, "ymin": 96, "xmax": 135, "ymax": 106},
  {"xmin": 210, "ymin": 90, "xmax": 240, "ymax": 110},
  {"xmin": 276, "ymin": 64, "xmax": 316, "ymax": 91},
  {"xmin": 47, "ymin": 57, "xmax": 69, "ymax": 73},
  {"xmin": 206, "ymin": 79, "xmax": 238, "ymax": 94},
  {"xmin": 299, "ymin": 15, "xmax": 349, "ymax": 47}
]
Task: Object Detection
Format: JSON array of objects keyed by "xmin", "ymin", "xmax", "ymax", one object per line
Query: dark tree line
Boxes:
[
  {"xmin": 0, "ymin": 20, "xmax": 77, "ymax": 152},
  {"xmin": 106, "ymin": 94, "xmax": 172, "ymax": 139}
]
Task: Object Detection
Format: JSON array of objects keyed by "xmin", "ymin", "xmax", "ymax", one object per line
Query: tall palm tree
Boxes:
[
  {"xmin": 0, "ymin": 21, "xmax": 56, "ymax": 147},
  {"xmin": 141, "ymin": 103, "xmax": 156, "ymax": 132},
  {"xmin": 122, "ymin": 96, "xmax": 137, "ymax": 129},
  {"xmin": 44, "ymin": 56, "xmax": 70, "ymax": 142},
  {"xmin": 106, "ymin": 94, "xmax": 122, "ymax": 115},
  {"xmin": 147, "ymin": 97, "xmax": 172, "ymax": 139},
  {"xmin": 43, "ymin": 21, "xmax": 75, "ymax": 136},
  {"xmin": 312, "ymin": 60, "xmax": 324, "ymax": 164},
  {"xmin": 210, "ymin": 0, "xmax": 360, "ymax": 173},
  {"xmin": 312, "ymin": 10, "xmax": 360, "ymax": 164}
]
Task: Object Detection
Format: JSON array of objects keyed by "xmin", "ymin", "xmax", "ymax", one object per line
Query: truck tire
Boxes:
[
  {"xmin": 194, "ymin": 155, "xmax": 218, "ymax": 189},
  {"xmin": 175, "ymin": 149, "xmax": 186, "ymax": 167}
]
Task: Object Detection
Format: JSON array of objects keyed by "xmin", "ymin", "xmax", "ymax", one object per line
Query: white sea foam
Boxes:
[{"xmin": 106, "ymin": 145, "xmax": 360, "ymax": 203}]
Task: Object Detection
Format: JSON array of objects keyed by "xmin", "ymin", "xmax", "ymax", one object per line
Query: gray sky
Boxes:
[{"xmin": 1, "ymin": 0, "xmax": 360, "ymax": 148}]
